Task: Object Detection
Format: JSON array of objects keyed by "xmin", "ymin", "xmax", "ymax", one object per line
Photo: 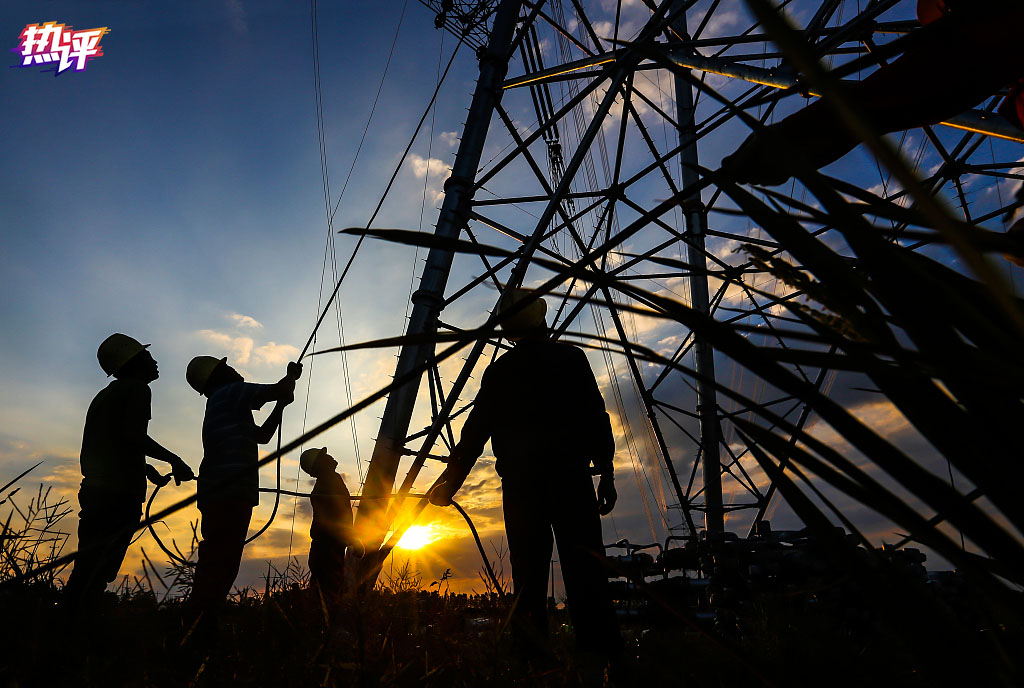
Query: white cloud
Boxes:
[
  {"xmin": 592, "ymin": 20, "xmax": 614, "ymax": 38},
  {"xmin": 408, "ymin": 154, "xmax": 453, "ymax": 204},
  {"xmin": 230, "ymin": 313, "xmax": 263, "ymax": 329},
  {"xmin": 197, "ymin": 329, "xmax": 254, "ymax": 365},
  {"xmin": 439, "ymin": 131, "xmax": 459, "ymax": 148},
  {"xmin": 252, "ymin": 341, "xmax": 300, "ymax": 367},
  {"xmin": 408, "ymin": 154, "xmax": 452, "ymax": 179},
  {"xmin": 196, "ymin": 331, "xmax": 299, "ymax": 369}
]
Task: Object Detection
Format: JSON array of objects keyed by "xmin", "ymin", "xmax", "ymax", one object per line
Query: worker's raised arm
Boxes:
[
  {"xmin": 255, "ymin": 400, "xmax": 287, "ymax": 444},
  {"xmin": 269, "ymin": 361, "xmax": 303, "ymax": 402}
]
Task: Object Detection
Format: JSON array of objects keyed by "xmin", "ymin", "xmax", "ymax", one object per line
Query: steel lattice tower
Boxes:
[{"xmin": 353, "ymin": 0, "xmax": 1024, "ymax": 575}]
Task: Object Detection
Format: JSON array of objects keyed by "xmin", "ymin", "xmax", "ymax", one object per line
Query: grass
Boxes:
[
  {"xmin": 0, "ymin": 561, "xmax": 1017, "ymax": 688},
  {"xmin": 0, "ymin": 489, "xmax": 1019, "ymax": 688}
]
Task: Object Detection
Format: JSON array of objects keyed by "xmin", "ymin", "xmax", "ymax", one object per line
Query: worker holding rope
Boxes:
[
  {"xmin": 428, "ymin": 289, "xmax": 623, "ymax": 674},
  {"xmin": 183, "ymin": 355, "xmax": 301, "ymax": 626},
  {"xmin": 63, "ymin": 334, "xmax": 194, "ymax": 613}
]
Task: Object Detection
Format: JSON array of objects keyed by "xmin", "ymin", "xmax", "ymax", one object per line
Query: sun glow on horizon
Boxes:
[{"xmin": 396, "ymin": 524, "xmax": 437, "ymax": 550}]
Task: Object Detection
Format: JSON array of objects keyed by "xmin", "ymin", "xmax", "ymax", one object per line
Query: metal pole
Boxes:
[
  {"xmin": 355, "ymin": 0, "xmax": 524, "ymax": 560},
  {"xmin": 670, "ymin": 1, "xmax": 724, "ymax": 533}
]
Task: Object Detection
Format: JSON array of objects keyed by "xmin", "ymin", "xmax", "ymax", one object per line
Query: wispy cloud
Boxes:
[
  {"xmin": 198, "ymin": 329, "xmax": 255, "ymax": 365},
  {"xmin": 226, "ymin": 0, "xmax": 248, "ymax": 34},
  {"xmin": 252, "ymin": 341, "xmax": 299, "ymax": 367},
  {"xmin": 408, "ymin": 153, "xmax": 453, "ymax": 204},
  {"xmin": 408, "ymin": 154, "xmax": 451, "ymax": 179},
  {"xmin": 231, "ymin": 313, "xmax": 263, "ymax": 329}
]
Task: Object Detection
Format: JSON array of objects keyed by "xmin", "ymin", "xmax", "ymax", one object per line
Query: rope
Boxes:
[
  {"xmin": 297, "ymin": 36, "xmax": 464, "ymax": 361},
  {"xmin": 245, "ymin": 427, "xmax": 283, "ymax": 544},
  {"xmin": 452, "ymin": 499, "xmax": 504, "ymax": 596},
  {"xmin": 145, "ymin": 481, "xmax": 193, "ymax": 567}
]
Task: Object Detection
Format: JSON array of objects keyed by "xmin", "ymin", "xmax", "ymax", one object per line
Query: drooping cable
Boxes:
[{"xmin": 297, "ymin": 37, "xmax": 464, "ymax": 363}]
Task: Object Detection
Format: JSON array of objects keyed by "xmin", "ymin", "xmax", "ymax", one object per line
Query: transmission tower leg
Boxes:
[
  {"xmin": 671, "ymin": 5, "xmax": 724, "ymax": 534},
  {"xmin": 355, "ymin": 0, "xmax": 524, "ymax": 582}
]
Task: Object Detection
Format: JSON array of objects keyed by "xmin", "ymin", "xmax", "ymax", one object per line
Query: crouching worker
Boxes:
[
  {"xmin": 64, "ymin": 334, "xmax": 194, "ymax": 613},
  {"xmin": 299, "ymin": 447, "xmax": 364, "ymax": 610},
  {"xmin": 184, "ymin": 356, "xmax": 302, "ymax": 616}
]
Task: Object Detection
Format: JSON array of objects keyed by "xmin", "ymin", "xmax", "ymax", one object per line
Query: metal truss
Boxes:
[{"xmin": 357, "ymin": 0, "xmax": 1024, "ymax": 562}]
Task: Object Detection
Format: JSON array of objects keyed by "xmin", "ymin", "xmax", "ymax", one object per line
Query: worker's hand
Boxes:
[
  {"xmin": 597, "ymin": 474, "xmax": 617, "ymax": 515},
  {"xmin": 427, "ymin": 463, "xmax": 468, "ymax": 507},
  {"xmin": 171, "ymin": 457, "xmax": 195, "ymax": 486},
  {"xmin": 427, "ymin": 480, "xmax": 455, "ymax": 507},
  {"xmin": 287, "ymin": 361, "xmax": 303, "ymax": 381},
  {"xmin": 348, "ymin": 540, "xmax": 366, "ymax": 558},
  {"xmin": 145, "ymin": 464, "xmax": 172, "ymax": 488}
]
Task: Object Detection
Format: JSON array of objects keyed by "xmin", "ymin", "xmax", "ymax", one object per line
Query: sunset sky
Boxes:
[{"xmin": 2, "ymin": 0, "xmax": 1021, "ymax": 597}]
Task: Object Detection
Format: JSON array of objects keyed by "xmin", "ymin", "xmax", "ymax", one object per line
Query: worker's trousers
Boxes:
[
  {"xmin": 308, "ymin": 534, "xmax": 347, "ymax": 609},
  {"xmin": 63, "ymin": 486, "xmax": 141, "ymax": 608},
  {"xmin": 501, "ymin": 471, "xmax": 622, "ymax": 655},
  {"xmin": 189, "ymin": 498, "xmax": 253, "ymax": 609}
]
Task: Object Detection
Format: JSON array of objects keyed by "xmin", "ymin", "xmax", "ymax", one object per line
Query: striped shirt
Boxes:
[{"xmin": 198, "ymin": 381, "xmax": 277, "ymax": 508}]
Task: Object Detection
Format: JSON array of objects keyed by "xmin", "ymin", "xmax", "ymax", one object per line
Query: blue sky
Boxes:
[
  {"xmin": 2, "ymin": 0, "xmax": 1022, "ymax": 595},
  {"xmin": 0, "ymin": 0, "xmax": 496, "ymax": 589}
]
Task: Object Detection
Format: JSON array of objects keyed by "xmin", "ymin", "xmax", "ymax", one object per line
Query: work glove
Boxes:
[
  {"xmin": 145, "ymin": 464, "xmax": 172, "ymax": 488},
  {"xmin": 597, "ymin": 474, "xmax": 617, "ymax": 515},
  {"xmin": 287, "ymin": 361, "xmax": 303, "ymax": 380},
  {"xmin": 427, "ymin": 461, "xmax": 470, "ymax": 507},
  {"xmin": 171, "ymin": 457, "xmax": 196, "ymax": 486}
]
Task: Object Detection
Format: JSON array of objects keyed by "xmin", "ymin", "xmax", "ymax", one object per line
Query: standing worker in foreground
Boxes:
[
  {"xmin": 64, "ymin": 333, "xmax": 194, "ymax": 611},
  {"xmin": 184, "ymin": 355, "xmax": 301, "ymax": 617},
  {"xmin": 299, "ymin": 447, "xmax": 364, "ymax": 612},
  {"xmin": 428, "ymin": 289, "xmax": 623, "ymax": 672}
]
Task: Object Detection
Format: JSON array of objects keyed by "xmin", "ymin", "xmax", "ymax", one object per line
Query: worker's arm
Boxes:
[
  {"xmin": 255, "ymin": 400, "xmax": 287, "ymax": 444},
  {"xmin": 122, "ymin": 383, "xmax": 192, "ymax": 484},
  {"xmin": 145, "ymin": 436, "xmax": 195, "ymax": 484},
  {"xmin": 572, "ymin": 347, "xmax": 617, "ymax": 514},
  {"xmin": 593, "ymin": 409, "xmax": 617, "ymax": 515},
  {"xmin": 428, "ymin": 368, "xmax": 495, "ymax": 506},
  {"xmin": 337, "ymin": 524, "xmax": 365, "ymax": 557},
  {"xmin": 269, "ymin": 361, "xmax": 303, "ymax": 403},
  {"xmin": 250, "ymin": 362, "xmax": 301, "ymax": 442}
]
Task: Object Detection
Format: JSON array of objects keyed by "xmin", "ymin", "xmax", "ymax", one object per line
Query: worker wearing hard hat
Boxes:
[
  {"xmin": 299, "ymin": 447, "xmax": 364, "ymax": 610},
  {"xmin": 428, "ymin": 288, "xmax": 622, "ymax": 667},
  {"xmin": 184, "ymin": 355, "xmax": 301, "ymax": 614},
  {"xmin": 63, "ymin": 333, "xmax": 194, "ymax": 611}
]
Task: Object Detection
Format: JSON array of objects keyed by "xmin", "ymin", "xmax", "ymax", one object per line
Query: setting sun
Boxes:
[{"xmin": 396, "ymin": 524, "xmax": 437, "ymax": 550}]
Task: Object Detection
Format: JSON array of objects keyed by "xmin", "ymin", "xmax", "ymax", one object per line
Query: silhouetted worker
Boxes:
[
  {"xmin": 428, "ymin": 289, "xmax": 623, "ymax": 667},
  {"xmin": 299, "ymin": 447, "xmax": 364, "ymax": 609},
  {"xmin": 184, "ymin": 356, "xmax": 301, "ymax": 613},
  {"xmin": 64, "ymin": 333, "xmax": 194, "ymax": 611},
  {"xmin": 722, "ymin": 0, "xmax": 1024, "ymax": 186}
]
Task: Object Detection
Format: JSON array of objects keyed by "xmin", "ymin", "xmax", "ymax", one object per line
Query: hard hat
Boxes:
[
  {"xmin": 186, "ymin": 356, "xmax": 227, "ymax": 395},
  {"xmin": 97, "ymin": 333, "xmax": 149, "ymax": 376},
  {"xmin": 300, "ymin": 447, "xmax": 327, "ymax": 476},
  {"xmin": 496, "ymin": 288, "xmax": 547, "ymax": 335}
]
